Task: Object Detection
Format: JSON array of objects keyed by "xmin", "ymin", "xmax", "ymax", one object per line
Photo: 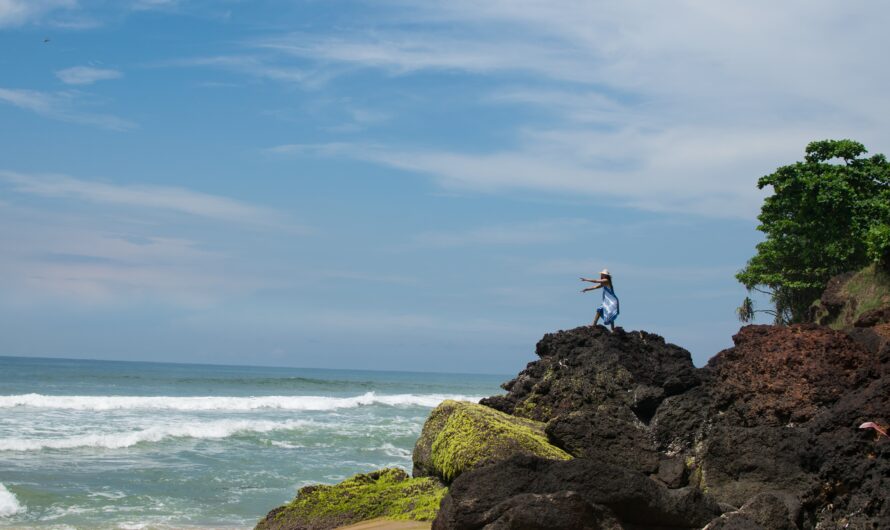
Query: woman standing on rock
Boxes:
[{"xmin": 581, "ymin": 269, "xmax": 619, "ymax": 331}]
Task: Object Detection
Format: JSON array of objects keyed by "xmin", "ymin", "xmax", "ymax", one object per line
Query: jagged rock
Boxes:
[
  {"xmin": 656, "ymin": 457, "xmax": 689, "ymax": 489},
  {"xmin": 412, "ymin": 400, "xmax": 570, "ymax": 483},
  {"xmin": 802, "ymin": 364, "xmax": 890, "ymax": 528},
  {"xmin": 471, "ymin": 320, "xmax": 886, "ymax": 527},
  {"xmin": 476, "ymin": 491, "xmax": 623, "ymax": 530},
  {"xmin": 545, "ymin": 406, "xmax": 659, "ymax": 474},
  {"xmin": 704, "ymin": 492, "xmax": 800, "ymax": 530},
  {"xmin": 695, "ymin": 425, "xmax": 815, "ymax": 508},
  {"xmin": 704, "ymin": 325, "xmax": 875, "ymax": 427},
  {"xmin": 480, "ymin": 326, "xmax": 699, "ymax": 424},
  {"xmin": 254, "ymin": 468, "xmax": 445, "ymax": 530},
  {"xmin": 854, "ymin": 306, "xmax": 890, "ymax": 327},
  {"xmin": 433, "ymin": 454, "xmax": 722, "ymax": 530}
]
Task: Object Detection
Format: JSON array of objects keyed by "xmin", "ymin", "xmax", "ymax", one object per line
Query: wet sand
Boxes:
[{"xmin": 336, "ymin": 519, "xmax": 431, "ymax": 530}]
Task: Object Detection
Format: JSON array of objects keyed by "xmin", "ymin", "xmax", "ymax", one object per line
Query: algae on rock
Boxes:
[
  {"xmin": 412, "ymin": 400, "xmax": 571, "ymax": 483},
  {"xmin": 255, "ymin": 468, "xmax": 445, "ymax": 530}
]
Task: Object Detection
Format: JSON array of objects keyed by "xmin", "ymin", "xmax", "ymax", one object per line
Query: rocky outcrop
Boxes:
[
  {"xmin": 434, "ymin": 454, "xmax": 721, "ymax": 530},
  {"xmin": 257, "ymin": 268, "xmax": 890, "ymax": 530},
  {"xmin": 481, "ymin": 327, "xmax": 699, "ymax": 424},
  {"xmin": 412, "ymin": 400, "xmax": 571, "ymax": 482},
  {"xmin": 436, "ymin": 319, "xmax": 890, "ymax": 529},
  {"xmin": 255, "ymin": 469, "xmax": 445, "ymax": 530}
]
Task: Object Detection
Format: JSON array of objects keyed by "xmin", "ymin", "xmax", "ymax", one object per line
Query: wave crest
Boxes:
[
  {"xmin": 0, "ymin": 419, "xmax": 311, "ymax": 452},
  {"xmin": 0, "ymin": 484, "xmax": 25, "ymax": 517},
  {"xmin": 0, "ymin": 392, "xmax": 479, "ymax": 412}
]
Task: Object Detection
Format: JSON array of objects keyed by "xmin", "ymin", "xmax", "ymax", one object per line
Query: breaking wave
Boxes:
[
  {"xmin": 0, "ymin": 419, "xmax": 311, "ymax": 452},
  {"xmin": 0, "ymin": 392, "xmax": 478, "ymax": 412},
  {"xmin": 0, "ymin": 483, "xmax": 25, "ymax": 517}
]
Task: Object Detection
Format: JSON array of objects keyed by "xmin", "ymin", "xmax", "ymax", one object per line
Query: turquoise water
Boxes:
[{"xmin": 0, "ymin": 356, "xmax": 504, "ymax": 529}]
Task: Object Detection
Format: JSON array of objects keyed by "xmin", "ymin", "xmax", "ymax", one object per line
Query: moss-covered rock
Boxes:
[
  {"xmin": 813, "ymin": 264, "xmax": 890, "ymax": 329},
  {"xmin": 255, "ymin": 468, "xmax": 445, "ymax": 530},
  {"xmin": 412, "ymin": 400, "xmax": 571, "ymax": 483}
]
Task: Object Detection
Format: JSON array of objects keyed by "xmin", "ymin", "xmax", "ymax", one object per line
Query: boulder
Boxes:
[
  {"xmin": 255, "ymin": 468, "xmax": 445, "ymax": 530},
  {"xmin": 545, "ymin": 406, "xmax": 659, "ymax": 474},
  {"xmin": 412, "ymin": 400, "xmax": 570, "ymax": 483},
  {"xmin": 433, "ymin": 454, "xmax": 722, "ymax": 530},
  {"xmin": 481, "ymin": 326, "xmax": 699, "ymax": 424}
]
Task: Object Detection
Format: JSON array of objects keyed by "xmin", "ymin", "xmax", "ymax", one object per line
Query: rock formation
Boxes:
[
  {"xmin": 257, "ymin": 269, "xmax": 890, "ymax": 530},
  {"xmin": 412, "ymin": 400, "xmax": 571, "ymax": 482},
  {"xmin": 255, "ymin": 469, "xmax": 445, "ymax": 530},
  {"xmin": 439, "ymin": 318, "xmax": 889, "ymax": 529}
]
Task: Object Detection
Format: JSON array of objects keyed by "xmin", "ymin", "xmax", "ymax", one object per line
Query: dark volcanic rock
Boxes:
[
  {"xmin": 696, "ymin": 425, "xmax": 814, "ymax": 508},
  {"xmin": 476, "ymin": 491, "xmax": 623, "ymax": 530},
  {"xmin": 447, "ymin": 319, "xmax": 888, "ymax": 529},
  {"xmin": 480, "ymin": 326, "xmax": 699, "ymax": 424},
  {"xmin": 656, "ymin": 457, "xmax": 689, "ymax": 489},
  {"xmin": 854, "ymin": 306, "xmax": 890, "ymax": 327},
  {"xmin": 545, "ymin": 406, "xmax": 659, "ymax": 474},
  {"xmin": 704, "ymin": 492, "xmax": 800, "ymax": 530},
  {"xmin": 803, "ymin": 365, "xmax": 890, "ymax": 528},
  {"xmin": 433, "ymin": 454, "xmax": 722, "ymax": 530}
]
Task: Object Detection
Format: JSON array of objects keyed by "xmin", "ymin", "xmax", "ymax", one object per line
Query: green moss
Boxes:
[
  {"xmin": 416, "ymin": 400, "xmax": 571, "ymax": 483},
  {"xmin": 255, "ymin": 468, "xmax": 446, "ymax": 530}
]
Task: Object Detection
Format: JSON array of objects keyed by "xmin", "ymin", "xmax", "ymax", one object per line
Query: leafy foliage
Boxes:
[{"xmin": 737, "ymin": 139, "xmax": 890, "ymax": 324}]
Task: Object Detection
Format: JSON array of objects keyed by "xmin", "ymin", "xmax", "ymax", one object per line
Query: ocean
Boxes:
[{"xmin": 0, "ymin": 356, "xmax": 504, "ymax": 529}]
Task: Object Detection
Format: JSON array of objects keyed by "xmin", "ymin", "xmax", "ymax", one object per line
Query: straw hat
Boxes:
[{"xmin": 600, "ymin": 268, "xmax": 611, "ymax": 277}]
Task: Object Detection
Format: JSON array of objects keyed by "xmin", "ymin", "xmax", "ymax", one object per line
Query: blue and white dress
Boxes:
[{"xmin": 596, "ymin": 285, "xmax": 620, "ymax": 325}]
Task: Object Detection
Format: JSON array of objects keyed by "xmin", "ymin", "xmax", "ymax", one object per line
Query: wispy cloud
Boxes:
[
  {"xmin": 0, "ymin": 170, "xmax": 308, "ymax": 306},
  {"xmin": 0, "ymin": 87, "xmax": 135, "ymax": 131},
  {"xmin": 265, "ymin": 135, "xmax": 776, "ymax": 218},
  {"xmin": 0, "ymin": 0, "xmax": 75, "ymax": 27},
  {"xmin": 0, "ymin": 170, "xmax": 300, "ymax": 228},
  {"xmin": 163, "ymin": 55, "xmax": 332, "ymax": 89},
  {"xmin": 413, "ymin": 219, "xmax": 591, "ymax": 248},
  {"xmin": 56, "ymin": 66, "xmax": 122, "ymax": 85},
  {"xmin": 253, "ymin": 1, "xmax": 889, "ymax": 218}
]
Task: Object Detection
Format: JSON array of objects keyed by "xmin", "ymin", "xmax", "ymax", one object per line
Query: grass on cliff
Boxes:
[
  {"xmin": 421, "ymin": 400, "xmax": 571, "ymax": 482},
  {"xmin": 257, "ymin": 468, "xmax": 445, "ymax": 530},
  {"xmin": 825, "ymin": 264, "xmax": 890, "ymax": 329}
]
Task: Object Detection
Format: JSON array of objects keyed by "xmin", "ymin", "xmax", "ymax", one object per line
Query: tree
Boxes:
[{"xmin": 736, "ymin": 139, "xmax": 890, "ymax": 324}]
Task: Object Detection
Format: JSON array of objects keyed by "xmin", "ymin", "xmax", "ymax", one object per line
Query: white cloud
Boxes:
[
  {"xmin": 0, "ymin": 170, "xmax": 298, "ymax": 228},
  {"xmin": 0, "ymin": 87, "xmax": 135, "ymax": 130},
  {"xmin": 56, "ymin": 66, "xmax": 122, "ymax": 85},
  {"xmin": 164, "ymin": 55, "xmax": 332, "ymax": 89},
  {"xmin": 0, "ymin": 170, "xmax": 308, "ymax": 306},
  {"xmin": 0, "ymin": 0, "xmax": 75, "ymax": 27},
  {"xmin": 413, "ymin": 219, "xmax": 592, "ymax": 247},
  {"xmin": 255, "ymin": 1, "xmax": 890, "ymax": 218}
]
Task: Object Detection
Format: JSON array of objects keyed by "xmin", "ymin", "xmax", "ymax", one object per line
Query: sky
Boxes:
[{"xmin": 1, "ymin": 1, "xmax": 888, "ymax": 373}]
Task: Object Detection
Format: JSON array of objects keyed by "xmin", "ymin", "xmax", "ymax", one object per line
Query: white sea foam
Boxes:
[
  {"xmin": 378, "ymin": 442, "xmax": 412, "ymax": 458},
  {"xmin": 269, "ymin": 440, "xmax": 305, "ymax": 449},
  {"xmin": 0, "ymin": 483, "xmax": 25, "ymax": 517},
  {"xmin": 0, "ymin": 392, "xmax": 479, "ymax": 412},
  {"xmin": 0, "ymin": 419, "xmax": 311, "ymax": 452}
]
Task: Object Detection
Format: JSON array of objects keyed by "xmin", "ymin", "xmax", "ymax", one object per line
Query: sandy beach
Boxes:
[{"xmin": 336, "ymin": 520, "xmax": 431, "ymax": 530}]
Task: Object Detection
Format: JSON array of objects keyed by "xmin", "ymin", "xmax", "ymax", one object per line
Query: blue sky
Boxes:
[{"xmin": 1, "ymin": 1, "xmax": 888, "ymax": 373}]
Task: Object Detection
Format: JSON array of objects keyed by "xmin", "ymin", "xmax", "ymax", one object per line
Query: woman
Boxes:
[{"xmin": 580, "ymin": 269, "xmax": 619, "ymax": 331}]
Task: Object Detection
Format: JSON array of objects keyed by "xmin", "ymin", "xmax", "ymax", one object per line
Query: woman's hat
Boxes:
[{"xmin": 600, "ymin": 268, "xmax": 611, "ymax": 277}]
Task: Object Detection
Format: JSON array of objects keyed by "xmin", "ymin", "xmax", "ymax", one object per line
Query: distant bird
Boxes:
[
  {"xmin": 43, "ymin": 38, "xmax": 51, "ymax": 43},
  {"xmin": 859, "ymin": 421, "xmax": 889, "ymax": 439}
]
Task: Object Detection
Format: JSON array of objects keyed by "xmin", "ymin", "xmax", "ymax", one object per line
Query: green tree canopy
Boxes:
[{"xmin": 737, "ymin": 139, "xmax": 890, "ymax": 324}]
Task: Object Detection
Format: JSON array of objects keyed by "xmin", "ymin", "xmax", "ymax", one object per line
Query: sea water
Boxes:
[{"xmin": 0, "ymin": 356, "xmax": 504, "ymax": 529}]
